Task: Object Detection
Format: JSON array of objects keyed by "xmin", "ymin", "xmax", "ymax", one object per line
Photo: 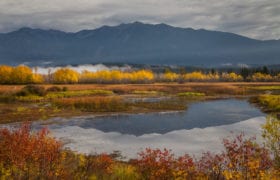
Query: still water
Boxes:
[
  {"xmin": 35, "ymin": 99, "xmax": 264, "ymax": 136},
  {"xmin": 26, "ymin": 99, "xmax": 267, "ymax": 159}
]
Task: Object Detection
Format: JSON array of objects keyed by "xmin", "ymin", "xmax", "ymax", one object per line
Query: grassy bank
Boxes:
[{"xmin": 250, "ymin": 95, "xmax": 280, "ymax": 114}]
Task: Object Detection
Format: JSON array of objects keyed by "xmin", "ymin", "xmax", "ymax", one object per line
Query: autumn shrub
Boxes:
[
  {"xmin": 221, "ymin": 133, "xmax": 273, "ymax": 179},
  {"xmin": 0, "ymin": 124, "xmax": 119, "ymax": 179},
  {"xmin": 0, "ymin": 124, "xmax": 279, "ymax": 179},
  {"xmin": 135, "ymin": 148, "xmax": 177, "ymax": 179},
  {"xmin": 16, "ymin": 85, "xmax": 46, "ymax": 96},
  {"xmin": 111, "ymin": 164, "xmax": 141, "ymax": 180},
  {"xmin": 47, "ymin": 85, "xmax": 63, "ymax": 92},
  {"xmin": 134, "ymin": 133, "xmax": 280, "ymax": 180},
  {"xmin": 71, "ymin": 153, "xmax": 114, "ymax": 179},
  {"xmin": 0, "ymin": 123, "xmax": 63, "ymax": 179},
  {"xmin": 262, "ymin": 116, "xmax": 280, "ymax": 168},
  {"xmin": 135, "ymin": 148, "xmax": 196, "ymax": 180},
  {"xmin": 196, "ymin": 152, "xmax": 225, "ymax": 179},
  {"xmin": 89, "ymin": 154, "xmax": 114, "ymax": 177}
]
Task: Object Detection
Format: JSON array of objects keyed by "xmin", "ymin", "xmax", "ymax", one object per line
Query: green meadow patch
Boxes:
[
  {"xmin": 177, "ymin": 92, "xmax": 205, "ymax": 97},
  {"xmin": 46, "ymin": 89, "xmax": 114, "ymax": 99}
]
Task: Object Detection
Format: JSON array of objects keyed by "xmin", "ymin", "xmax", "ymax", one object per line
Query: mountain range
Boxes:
[{"xmin": 0, "ymin": 22, "xmax": 279, "ymax": 66}]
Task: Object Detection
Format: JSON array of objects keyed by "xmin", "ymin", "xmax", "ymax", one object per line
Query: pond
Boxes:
[
  {"xmin": 37, "ymin": 99, "xmax": 264, "ymax": 136},
  {"xmin": 10, "ymin": 99, "xmax": 269, "ymax": 159}
]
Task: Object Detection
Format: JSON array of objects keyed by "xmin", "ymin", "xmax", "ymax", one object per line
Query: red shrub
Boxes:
[
  {"xmin": 0, "ymin": 123, "xmax": 62, "ymax": 178},
  {"xmin": 135, "ymin": 148, "xmax": 195, "ymax": 179}
]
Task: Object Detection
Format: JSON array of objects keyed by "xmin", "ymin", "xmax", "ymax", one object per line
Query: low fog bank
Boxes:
[{"xmin": 32, "ymin": 64, "xmax": 133, "ymax": 75}]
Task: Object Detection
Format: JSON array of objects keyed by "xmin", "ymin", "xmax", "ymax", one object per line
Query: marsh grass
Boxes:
[
  {"xmin": 132, "ymin": 90, "xmax": 164, "ymax": 95},
  {"xmin": 0, "ymin": 83, "xmax": 278, "ymax": 96},
  {"xmin": 46, "ymin": 89, "xmax": 114, "ymax": 99},
  {"xmin": 53, "ymin": 96, "xmax": 129, "ymax": 112},
  {"xmin": 132, "ymin": 99, "xmax": 187, "ymax": 111},
  {"xmin": 0, "ymin": 89, "xmax": 114, "ymax": 103},
  {"xmin": 249, "ymin": 85, "xmax": 280, "ymax": 90},
  {"xmin": 15, "ymin": 95, "xmax": 45, "ymax": 102},
  {"xmin": 253, "ymin": 95, "xmax": 280, "ymax": 112},
  {"xmin": 53, "ymin": 96, "xmax": 188, "ymax": 112},
  {"xmin": 0, "ymin": 104, "xmax": 46, "ymax": 123}
]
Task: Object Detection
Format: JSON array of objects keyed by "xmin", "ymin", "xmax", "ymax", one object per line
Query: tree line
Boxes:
[{"xmin": 0, "ymin": 65, "xmax": 280, "ymax": 84}]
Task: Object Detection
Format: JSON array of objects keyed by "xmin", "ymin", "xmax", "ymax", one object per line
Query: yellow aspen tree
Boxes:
[
  {"xmin": 163, "ymin": 72, "xmax": 179, "ymax": 82},
  {"xmin": 53, "ymin": 68, "xmax": 79, "ymax": 84},
  {"xmin": 0, "ymin": 65, "xmax": 13, "ymax": 84},
  {"xmin": 10, "ymin": 65, "xmax": 33, "ymax": 84}
]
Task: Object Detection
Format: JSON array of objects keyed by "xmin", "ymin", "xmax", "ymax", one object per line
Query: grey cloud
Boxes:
[{"xmin": 0, "ymin": 0, "xmax": 279, "ymax": 40}]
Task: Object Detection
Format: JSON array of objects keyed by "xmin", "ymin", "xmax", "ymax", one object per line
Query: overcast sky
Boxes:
[{"xmin": 0, "ymin": 0, "xmax": 279, "ymax": 40}]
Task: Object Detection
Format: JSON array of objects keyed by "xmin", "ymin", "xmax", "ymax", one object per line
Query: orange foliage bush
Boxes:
[
  {"xmin": 135, "ymin": 134, "xmax": 278, "ymax": 179},
  {"xmin": 135, "ymin": 148, "xmax": 195, "ymax": 179},
  {"xmin": 0, "ymin": 123, "xmax": 62, "ymax": 178},
  {"xmin": 221, "ymin": 134, "xmax": 273, "ymax": 179}
]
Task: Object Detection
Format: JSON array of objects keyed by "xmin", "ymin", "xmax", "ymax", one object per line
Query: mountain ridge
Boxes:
[{"xmin": 0, "ymin": 22, "xmax": 279, "ymax": 66}]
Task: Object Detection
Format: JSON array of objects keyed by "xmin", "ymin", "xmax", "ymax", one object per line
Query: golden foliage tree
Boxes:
[
  {"xmin": 183, "ymin": 71, "xmax": 206, "ymax": 81},
  {"xmin": 251, "ymin": 72, "xmax": 273, "ymax": 82},
  {"xmin": 80, "ymin": 70, "xmax": 154, "ymax": 83},
  {"xmin": 163, "ymin": 72, "xmax": 179, "ymax": 82},
  {"xmin": 0, "ymin": 65, "xmax": 13, "ymax": 84},
  {"xmin": 53, "ymin": 68, "xmax": 79, "ymax": 84},
  {"xmin": 10, "ymin": 65, "xmax": 34, "ymax": 84},
  {"xmin": 221, "ymin": 72, "xmax": 243, "ymax": 82}
]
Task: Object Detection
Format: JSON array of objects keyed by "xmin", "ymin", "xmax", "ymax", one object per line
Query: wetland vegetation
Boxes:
[
  {"xmin": 0, "ymin": 65, "xmax": 279, "ymax": 179},
  {"xmin": 0, "ymin": 82, "xmax": 279, "ymax": 123}
]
